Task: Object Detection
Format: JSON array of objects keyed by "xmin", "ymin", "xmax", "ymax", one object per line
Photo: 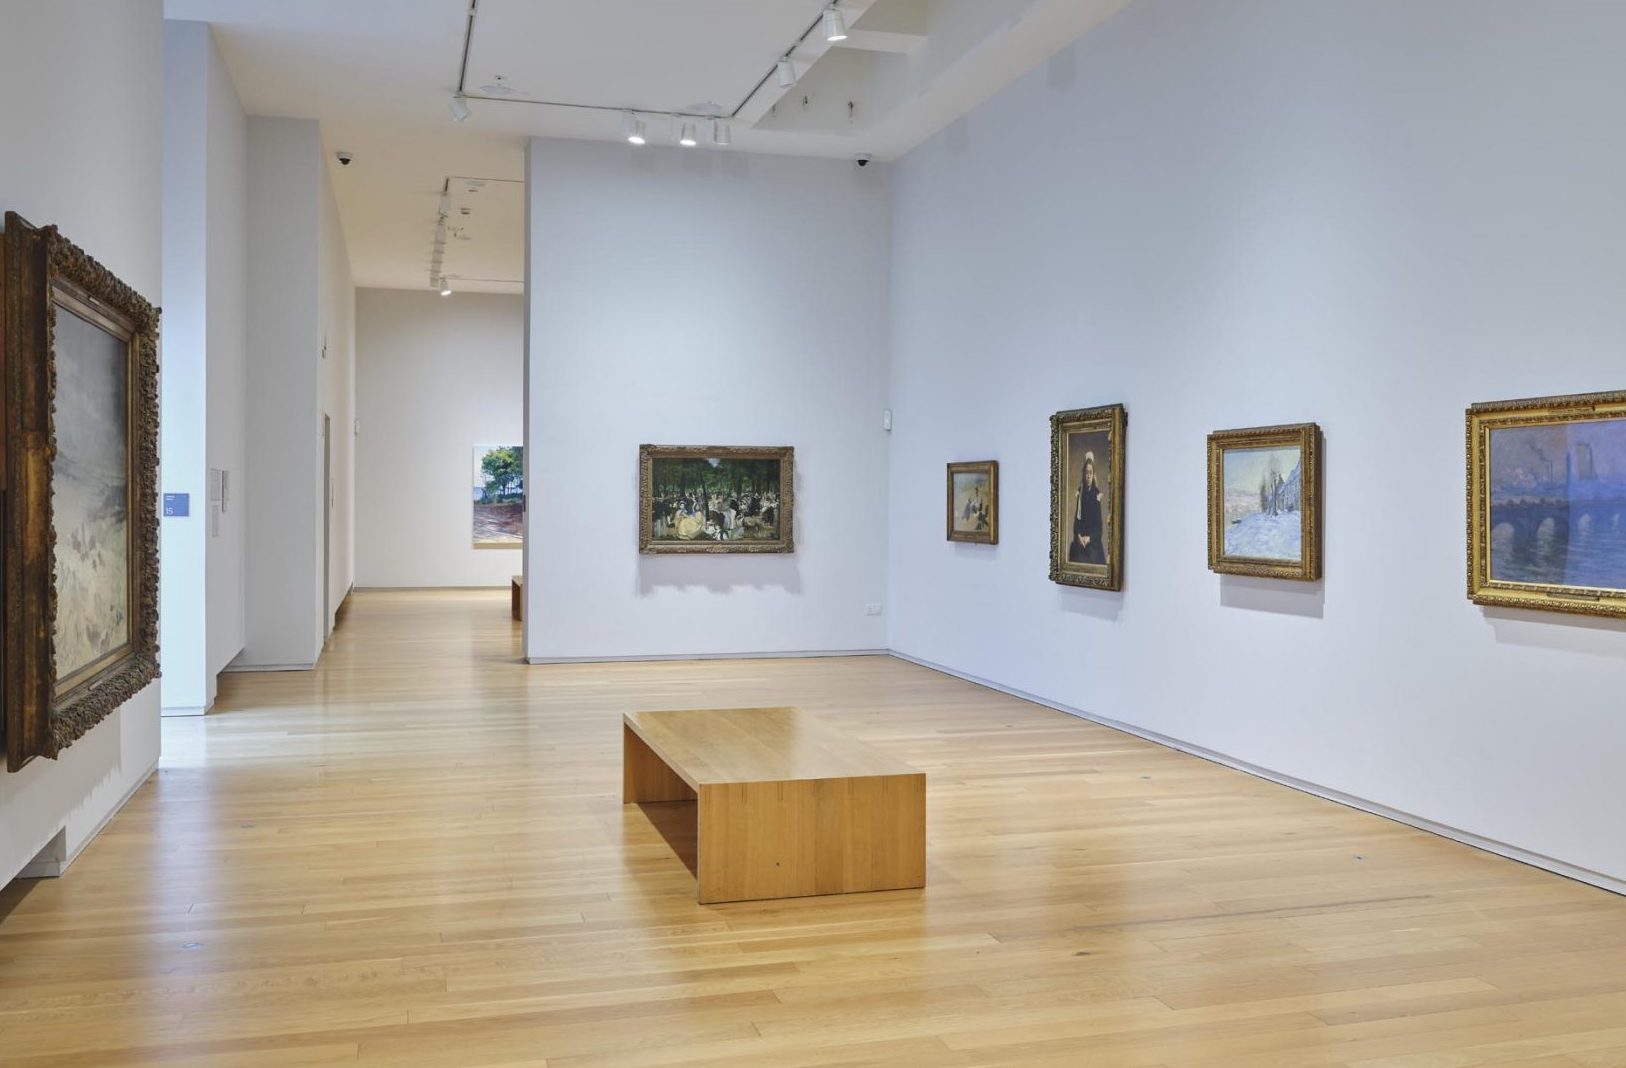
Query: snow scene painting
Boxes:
[
  {"xmin": 52, "ymin": 306, "xmax": 131, "ymax": 684},
  {"xmin": 1222, "ymin": 446, "xmax": 1304, "ymax": 563},
  {"xmin": 1487, "ymin": 418, "xmax": 1626, "ymax": 591}
]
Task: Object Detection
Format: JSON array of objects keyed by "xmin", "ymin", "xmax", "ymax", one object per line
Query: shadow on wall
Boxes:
[
  {"xmin": 1220, "ymin": 575, "xmax": 1327, "ymax": 619},
  {"xmin": 1483, "ymin": 606, "xmax": 1626, "ymax": 660},
  {"xmin": 636, "ymin": 553, "xmax": 803, "ymax": 596},
  {"xmin": 1057, "ymin": 585, "xmax": 1125, "ymax": 622}
]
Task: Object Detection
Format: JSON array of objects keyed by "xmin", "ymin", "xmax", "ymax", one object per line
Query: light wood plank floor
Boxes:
[{"xmin": 3, "ymin": 589, "xmax": 1625, "ymax": 1067}]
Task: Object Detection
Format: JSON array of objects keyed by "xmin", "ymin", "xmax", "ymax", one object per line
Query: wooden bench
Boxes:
[
  {"xmin": 510, "ymin": 574, "xmax": 522, "ymax": 621},
  {"xmin": 623, "ymin": 707, "xmax": 926, "ymax": 904}
]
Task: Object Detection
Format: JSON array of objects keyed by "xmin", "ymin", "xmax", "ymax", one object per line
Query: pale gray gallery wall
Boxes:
[
  {"xmin": 318, "ymin": 154, "xmax": 357, "ymax": 637},
  {"xmin": 242, "ymin": 116, "xmax": 321, "ymax": 668},
  {"xmin": 239, "ymin": 117, "xmax": 355, "ymax": 668},
  {"xmin": 356, "ymin": 289, "xmax": 524, "ymax": 588},
  {"xmin": 0, "ymin": 0, "xmax": 164, "ymax": 885},
  {"xmin": 161, "ymin": 20, "xmax": 248, "ymax": 715},
  {"xmin": 886, "ymin": 0, "xmax": 1626, "ymax": 889},
  {"xmin": 204, "ymin": 29, "xmax": 250, "ymax": 692},
  {"xmin": 525, "ymin": 138, "xmax": 891, "ymax": 660}
]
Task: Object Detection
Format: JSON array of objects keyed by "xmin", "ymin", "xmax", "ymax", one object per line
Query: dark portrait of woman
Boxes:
[{"xmin": 1069, "ymin": 448, "xmax": 1105, "ymax": 565}]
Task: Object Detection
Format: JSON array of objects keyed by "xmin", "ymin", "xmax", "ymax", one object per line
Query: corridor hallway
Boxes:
[{"xmin": 3, "ymin": 590, "xmax": 1626, "ymax": 1066}]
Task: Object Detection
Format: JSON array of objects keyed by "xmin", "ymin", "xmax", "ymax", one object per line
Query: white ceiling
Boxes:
[{"xmin": 165, "ymin": 0, "xmax": 1133, "ymax": 293}]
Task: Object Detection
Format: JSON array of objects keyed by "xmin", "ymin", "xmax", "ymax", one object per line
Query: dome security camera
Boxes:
[{"xmin": 336, "ymin": 151, "xmax": 354, "ymax": 167}]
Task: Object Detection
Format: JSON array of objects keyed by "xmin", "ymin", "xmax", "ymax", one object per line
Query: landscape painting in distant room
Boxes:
[
  {"xmin": 472, "ymin": 444, "xmax": 524, "ymax": 548},
  {"xmin": 640, "ymin": 445, "xmax": 795, "ymax": 554},
  {"xmin": 946, "ymin": 461, "xmax": 997, "ymax": 544},
  {"xmin": 1207, "ymin": 423, "xmax": 1322, "ymax": 581},
  {"xmin": 1050, "ymin": 405, "xmax": 1126, "ymax": 590},
  {"xmin": 52, "ymin": 307, "xmax": 133, "ymax": 684},
  {"xmin": 1469, "ymin": 390, "xmax": 1626, "ymax": 618}
]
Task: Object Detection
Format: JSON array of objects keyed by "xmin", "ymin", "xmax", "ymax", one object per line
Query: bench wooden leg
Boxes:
[
  {"xmin": 622, "ymin": 725, "xmax": 695, "ymax": 804},
  {"xmin": 696, "ymin": 774, "xmax": 925, "ymax": 904}
]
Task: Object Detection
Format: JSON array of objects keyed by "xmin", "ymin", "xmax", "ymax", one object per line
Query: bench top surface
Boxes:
[{"xmin": 624, "ymin": 707, "xmax": 920, "ymax": 787}]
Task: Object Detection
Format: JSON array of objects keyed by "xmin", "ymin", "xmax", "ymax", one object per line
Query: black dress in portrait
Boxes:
[{"xmin": 1070, "ymin": 478, "xmax": 1105, "ymax": 565}]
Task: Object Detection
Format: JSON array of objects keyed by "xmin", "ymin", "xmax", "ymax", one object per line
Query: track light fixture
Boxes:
[
  {"xmin": 439, "ymin": 280, "xmax": 453, "ymax": 297},
  {"xmin": 448, "ymin": 93, "xmax": 471, "ymax": 122},
  {"xmin": 822, "ymin": 5, "xmax": 848, "ymax": 42},
  {"xmin": 777, "ymin": 57, "xmax": 798, "ymax": 88},
  {"xmin": 622, "ymin": 110, "xmax": 646, "ymax": 145},
  {"xmin": 679, "ymin": 121, "xmax": 699, "ymax": 147},
  {"xmin": 711, "ymin": 119, "xmax": 732, "ymax": 147}
]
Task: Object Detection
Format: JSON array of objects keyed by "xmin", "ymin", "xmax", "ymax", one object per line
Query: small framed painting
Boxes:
[
  {"xmin": 1207, "ymin": 423, "xmax": 1323, "ymax": 581},
  {"xmin": 640, "ymin": 445, "xmax": 794, "ymax": 554},
  {"xmin": 472, "ymin": 444, "xmax": 524, "ymax": 548},
  {"xmin": 1467, "ymin": 389, "xmax": 1626, "ymax": 618},
  {"xmin": 1050, "ymin": 405, "xmax": 1126, "ymax": 590},
  {"xmin": 946, "ymin": 461, "xmax": 998, "ymax": 544}
]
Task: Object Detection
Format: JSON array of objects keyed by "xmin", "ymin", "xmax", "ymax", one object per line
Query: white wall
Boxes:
[
  {"xmin": 525, "ymin": 138, "xmax": 891, "ymax": 660},
  {"xmin": 887, "ymin": 0, "xmax": 1626, "ymax": 887},
  {"xmin": 242, "ymin": 116, "xmax": 320, "ymax": 667},
  {"xmin": 318, "ymin": 153, "xmax": 356, "ymax": 634},
  {"xmin": 162, "ymin": 20, "xmax": 248, "ymax": 714},
  {"xmin": 205, "ymin": 29, "xmax": 250, "ymax": 690},
  {"xmin": 356, "ymin": 289, "xmax": 523, "ymax": 588},
  {"xmin": 0, "ymin": 0, "xmax": 164, "ymax": 885},
  {"xmin": 239, "ymin": 116, "xmax": 357, "ymax": 667}
]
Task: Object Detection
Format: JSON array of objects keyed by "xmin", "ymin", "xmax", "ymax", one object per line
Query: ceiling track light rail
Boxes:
[{"xmin": 446, "ymin": 1, "xmax": 859, "ymax": 143}]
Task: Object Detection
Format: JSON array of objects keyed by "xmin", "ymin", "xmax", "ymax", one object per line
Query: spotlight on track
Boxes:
[
  {"xmin": 679, "ymin": 121, "xmax": 698, "ymax": 147},
  {"xmin": 449, "ymin": 93, "xmax": 471, "ymax": 123},
  {"xmin": 622, "ymin": 110, "xmax": 646, "ymax": 145},
  {"xmin": 777, "ymin": 57, "xmax": 798, "ymax": 88},
  {"xmin": 822, "ymin": 5, "xmax": 848, "ymax": 42}
]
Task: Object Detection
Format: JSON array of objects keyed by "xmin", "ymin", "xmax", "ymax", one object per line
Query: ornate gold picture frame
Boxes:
[
  {"xmin": 3, "ymin": 213, "xmax": 160, "ymax": 771},
  {"xmin": 1467, "ymin": 389, "xmax": 1626, "ymax": 619},
  {"xmin": 1207, "ymin": 423, "xmax": 1323, "ymax": 581},
  {"xmin": 946, "ymin": 461, "xmax": 997, "ymax": 544},
  {"xmin": 639, "ymin": 444, "xmax": 794, "ymax": 554},
  {"xmin": 1050, "ymin": 405, "xmax": 1126, "ymax": 590}
]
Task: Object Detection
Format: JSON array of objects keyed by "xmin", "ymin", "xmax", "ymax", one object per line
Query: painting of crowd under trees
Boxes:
[{"xmin": 639, "ymin": 445, "xmax": 795, "ymax": 554}]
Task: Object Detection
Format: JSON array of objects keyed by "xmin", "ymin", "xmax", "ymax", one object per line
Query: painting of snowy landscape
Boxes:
[
  {"xmin": 51, "ymin": 306, "xmax": 131, "ymax": 683},
  {"xmin": 1487, "ymin": 418, "xmax": 1626, "ymax": 591},
  {"xmin": 1221, "ymin": 446, "xmax": 1305, "ymax": 563}
]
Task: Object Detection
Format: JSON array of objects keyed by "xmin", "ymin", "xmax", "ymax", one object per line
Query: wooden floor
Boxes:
[{"xmin": 3, "ymin": 590, "xmax": 1626, "ymax": 1067}]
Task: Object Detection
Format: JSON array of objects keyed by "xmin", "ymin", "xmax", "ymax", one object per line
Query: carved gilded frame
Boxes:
[
  {"xmin": 639, "ymin": 444, "xmax": 795, "ymax": 554},
  {"xmin": 1207, "ymin": 422, "xmax": 1323, "ymax": 581},
  {"xmin": 1049, "ymin": 405, "xmax": 1126, "ymax": 590},
  {"xmin": 945, "ymin": 460, "xmax": 998, "ymax": 545},
  {"xmin": 1467, "ymin": 389, "xmax": 1626, "ymax": 619},
  {"xmin": 2, "ymin": 213, "xmax": 160, "ymax": 771}
]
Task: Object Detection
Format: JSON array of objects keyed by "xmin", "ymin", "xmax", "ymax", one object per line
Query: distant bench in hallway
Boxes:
[{"xmin": 622, "ymin": 707, "xmax": 927, "ymax": 904}]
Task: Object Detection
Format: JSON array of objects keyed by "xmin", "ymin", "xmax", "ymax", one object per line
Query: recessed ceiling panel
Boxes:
[{"xmin": 466, "ymin": 0, "xmax": 828, "ymax": 114}]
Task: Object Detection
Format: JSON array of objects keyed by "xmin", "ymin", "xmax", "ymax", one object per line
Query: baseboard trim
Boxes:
[
  {"xmin": 160, "ymin": 704, "xmax": 209, "ymax": 718},
  {"xmin": 527, "ymin": 648, "xmax": 889, "ymax": 665},
  {"xmin": 222, "ymin": 662, "xmax": 316, "ymax": 673},
  {"xmin": 353, "ymin": 584, "xmax": 509, "ymax": 592},
  {"xmin": 890, "ymin": 650, "xmax": 1626, "ymax": 899},
  {"xmin": 17, "ymin": 759, "xmax": 159, "ymax": 880}
]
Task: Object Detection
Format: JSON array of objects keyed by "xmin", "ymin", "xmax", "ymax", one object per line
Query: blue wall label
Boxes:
[{"xmin": 163, "ymin": 493, "xmax": 190, "ymax": 517}]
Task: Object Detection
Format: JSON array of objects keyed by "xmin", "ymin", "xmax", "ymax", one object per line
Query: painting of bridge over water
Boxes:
[
  {"xmin": 1486, "ymin": 418, "xmax": 1626, "ymax": 590},
  {"xmin": 1470, "ymin": 390, "xmax": 1626, "ymax": 619}
]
